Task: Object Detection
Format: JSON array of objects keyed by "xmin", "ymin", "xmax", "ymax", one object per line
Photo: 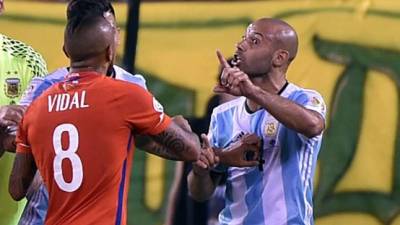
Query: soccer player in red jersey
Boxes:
[{"xmin": 9, "ymin": 14, "xmax": 201, "ymax": 225}]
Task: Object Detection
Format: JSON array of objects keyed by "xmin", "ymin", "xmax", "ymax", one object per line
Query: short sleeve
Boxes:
[
  {"xmin": 113, "ymin": 65, "xmax": 148, "ymax": 90},
  {"xmin": 293, "ymin": 89, "xmax": 327, "ymax": 119},
  {"xmin": 16, "ymin": 115, "xmax": 31, "ymax": 154},
  {"xmin": 124, "ymin": 84, "xmax": 171, "ymax": 135},
  {"xmin": 291, "ymin": 89, "xmax": 327, "ymax": 141}
]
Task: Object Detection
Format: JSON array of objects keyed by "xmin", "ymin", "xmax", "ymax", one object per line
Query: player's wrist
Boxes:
[
  {"xmin": 211, "ymin": 149, "xmax": 229, "ymax": 173},
  {"xmin": 0, "ymin": 126, "xmax": 8, "ymax": 150},
  {"xmin": 246, "ymin": 85, "xmax": 263, "ymax": 100},
  {"xmin": 192, "ymin": 166, "xmax": 210, "ymax": 177}
]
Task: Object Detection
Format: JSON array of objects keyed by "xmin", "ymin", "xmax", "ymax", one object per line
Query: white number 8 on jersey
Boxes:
[{"xmin": 53, "ymin": 123, "xmax": 83, "ymax": 192}]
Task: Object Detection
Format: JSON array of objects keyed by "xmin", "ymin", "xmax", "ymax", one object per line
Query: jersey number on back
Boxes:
[{"xmin": 52, "ymin": 124, "xmax": 83, "ymax": 192}]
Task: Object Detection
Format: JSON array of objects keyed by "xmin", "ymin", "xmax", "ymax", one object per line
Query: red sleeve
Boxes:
[
  {"xmin": 16, "ymin": 116, "xmax": 31, "ymax": 153},
  {"xmin": 123, "ymin": 84, "xmax": 171, "ymax": 135}
]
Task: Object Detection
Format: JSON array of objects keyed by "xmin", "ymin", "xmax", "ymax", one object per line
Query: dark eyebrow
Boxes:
[{"xmin": 253, "ymin": 32, "xmax": 264, "ymax": 39}]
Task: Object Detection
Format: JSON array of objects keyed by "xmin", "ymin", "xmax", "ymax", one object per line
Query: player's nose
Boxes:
[{"xmin": 235, "ymin": 40, "xmax": 246, "ymax": 52}]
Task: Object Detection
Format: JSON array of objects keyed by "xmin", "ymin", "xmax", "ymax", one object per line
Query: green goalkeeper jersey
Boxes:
[{"xmin": 0, "ymin": 34, "xmax": 47, "ymax": 225}]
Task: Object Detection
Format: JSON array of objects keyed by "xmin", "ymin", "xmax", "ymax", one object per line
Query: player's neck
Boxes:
[
  {"xmin": 69, "ymin": 63, "xmax": 109, "ymax": 76},
  {"xmin": 246, "ymin": 71, "xmax": 287, "ymax": 112},
  {"xmin": 251, "ymin": 71, "xmax": 287, "ymax": 94}
]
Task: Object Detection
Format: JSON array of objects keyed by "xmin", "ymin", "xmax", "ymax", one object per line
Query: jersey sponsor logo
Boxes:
[{"xmin": 4, "ymin": 77, "xmax": 21, "ymax": 98}]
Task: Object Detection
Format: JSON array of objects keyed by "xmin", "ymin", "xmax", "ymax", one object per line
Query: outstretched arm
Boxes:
[
  {"xmin": 135, "ymin": 134, "xmax": 180, "ymax": 160},
  {"xmin": 149, "ymin": 116, "xmax": 201, "ymax": 162}
]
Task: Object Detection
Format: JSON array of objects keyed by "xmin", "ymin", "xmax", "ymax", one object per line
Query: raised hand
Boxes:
[
  {"xmin": 214, "ymin": 50, "xmax": 256, "ymax": 97},
  {"xmin": 217, "ymin": 133, "xmax": 262, "ymax": 167}
]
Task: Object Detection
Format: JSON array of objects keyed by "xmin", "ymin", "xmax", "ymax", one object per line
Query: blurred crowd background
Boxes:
[{"xmin": 1, "ymin": 0, "xmax": 399, "ymax": 225}]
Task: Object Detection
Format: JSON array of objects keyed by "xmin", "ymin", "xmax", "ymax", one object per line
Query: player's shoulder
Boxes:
[
  {"xmin": 107, "ymin": 75, "xmax": 148, "ymax": 94},
  {"xmin": 212, "ymin": 97, "xmax": 245, "ymax": 116},
  {"xmin": 113, "ymin": 65, "xmax": 147, "ymax": 89},
  {"xmin": 0, "ymin": 34, "xmax": 47, "ymax": 76},
  {"xmin": 285, "ymin": 83, "xmax": 324, "ymax": 102},
  {"xmin": 44, "ymin": 67, "xmax": 69, "ymax": 83}
]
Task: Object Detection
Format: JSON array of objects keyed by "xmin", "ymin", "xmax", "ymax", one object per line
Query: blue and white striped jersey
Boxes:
[
  {"xmin": 208, "ymin": 83, "xmax": 326, "ymax": 225},
  {"xmin": 18, "ymin": 65, "xmax": 147, "ymax": 225}
]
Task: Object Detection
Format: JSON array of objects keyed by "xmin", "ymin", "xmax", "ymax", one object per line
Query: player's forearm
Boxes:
[
  {"xmin": 9, "ymin": 176, "xmax": 31, "ymax": 201},
  {"xmin": 248, "ymin": 87, "xmax": 324, "ymax": 138},
  {"xmin": 151, "ymin": 122, "xmax": 201, "ymax": 162},
  {"xmin": 3, "ymin": 134, "xmax": 16, "ymax": 153},
  {"xmin": 9, "ymin": 153, "xmax": 36, "ymax": 200},
  {"xmin": 188, "ymin": 170, "xmax": 217, "ymax": 202},
  {"xmin": 136, "ymin": 135, "xmax": 179, "ymax": 160},
  {"xmin": 146, "ymin": 142, "xmax": 180, "ymax": 160},
  {"xmin": 178, "ymin": 129, "xmax": 202, "ymax": 161}
]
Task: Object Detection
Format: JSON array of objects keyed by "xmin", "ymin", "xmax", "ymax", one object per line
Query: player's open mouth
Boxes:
[{"xmin": 231, "ymin": 53, "xmax": 241, "ymax": 67}]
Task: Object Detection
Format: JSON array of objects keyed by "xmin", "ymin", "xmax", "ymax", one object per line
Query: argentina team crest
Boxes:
[
  {"xmin": 4, "ymin": 77, "xmax": 21, "ymax": 98},
  {"xmin": 264, "ymin": 122, "xmax": 278, "ymax": 137}
]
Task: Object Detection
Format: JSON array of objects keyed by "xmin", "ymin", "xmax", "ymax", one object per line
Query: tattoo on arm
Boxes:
[
  {"xmin": 154, "ymin": 130, "xmax": 186, "ymax": 153},
  {"xmin": 150, "ymin": 122, "xmax": 199, "ymax": 161},
  {"xmin": 149, "ymin": 143, "xmax": 180, "ymax": 160},
  {"xmin": 135, "ymin": 134, "xmax": 180, "ymax": 160}
]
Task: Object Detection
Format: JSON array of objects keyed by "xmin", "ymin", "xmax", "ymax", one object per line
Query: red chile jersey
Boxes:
[{"xmin": 16, "ymin": 72, "xmax": 171, "ymax": 225}]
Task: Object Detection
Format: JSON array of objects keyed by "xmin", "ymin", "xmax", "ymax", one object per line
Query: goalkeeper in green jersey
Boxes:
[{"xmin": 0, "ymin": 0, "xmax": 47, "ymax": 224}]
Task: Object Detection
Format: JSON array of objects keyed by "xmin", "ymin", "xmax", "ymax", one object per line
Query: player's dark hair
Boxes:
[
  {"xmin": 65, "ymin": 14, "xmax": 112, "ymax": 62},
  {"xmin": 65, "ymin": 14, "xmax": 99, "ymax": 43},
  {"xmin": 66, "ymin": 0, "xmax": 114, "ymax": 36},
  {"xmin": 67, "ymin": 0, "xmax": 115, "ymax": 20}
]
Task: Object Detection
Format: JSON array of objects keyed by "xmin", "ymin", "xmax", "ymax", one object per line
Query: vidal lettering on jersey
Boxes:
[{"xmin": 48, "ymin": 90, "xmax": 89, "ymax": 112}]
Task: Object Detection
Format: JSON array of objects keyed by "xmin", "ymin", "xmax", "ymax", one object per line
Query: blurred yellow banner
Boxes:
[{"xmin": 1, "ymin": 1, "xmax": 399, "ymax": 224}]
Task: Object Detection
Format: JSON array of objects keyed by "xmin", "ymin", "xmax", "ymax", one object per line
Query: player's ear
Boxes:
[
  {"xmin": 62, "ymin": 45, "xmax": 70, "ymax": 58},
  {"xmin": 105, "ymin": 45, "xmax": 113, "ymax": 63},
  {"xmin": 272, "ymin": 49, "xmax": 289, "ymax": 67}
]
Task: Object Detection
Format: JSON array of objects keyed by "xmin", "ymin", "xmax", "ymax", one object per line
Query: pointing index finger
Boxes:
[{"xmin": 216, "ymin": 50, "xmax": 231, "ymax": 68}]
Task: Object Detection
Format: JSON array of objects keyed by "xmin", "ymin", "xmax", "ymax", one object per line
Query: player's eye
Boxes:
[{"xmin": 251, "ymin": 38, "xmax": 259, "ymax": 45}]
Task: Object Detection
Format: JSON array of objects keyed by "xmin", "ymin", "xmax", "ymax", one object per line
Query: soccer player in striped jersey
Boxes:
[{"xmin": 189, "ymin": 18, "xmax": 326, "ymax": 225}]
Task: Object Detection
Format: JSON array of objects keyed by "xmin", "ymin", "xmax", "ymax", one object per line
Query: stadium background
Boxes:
[{"xmin": 0, "ymin": 0, "xmax": 399, "ymax": 224}]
